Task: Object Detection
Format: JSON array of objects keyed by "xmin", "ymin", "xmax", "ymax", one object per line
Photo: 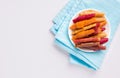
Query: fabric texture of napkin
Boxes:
[
  {"xmin": 51, "ymin": 0, "xmax": 120, "ymax": 70},
  {"xmin": 51, "ymin": 0, "xmax": 86, "ymax": 68}
]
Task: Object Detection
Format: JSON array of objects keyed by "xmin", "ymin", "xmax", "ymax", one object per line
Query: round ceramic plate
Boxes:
[{"xmin": 68, "ymin": 9, "xmax": 110, "ymax": 52}]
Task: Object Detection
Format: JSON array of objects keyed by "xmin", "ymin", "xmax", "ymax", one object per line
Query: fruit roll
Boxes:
[
  {"xmin": 72, "ymin": 23, "xmax": 96, "ymax": 35},
  {"xmin": 73, "ymin": 13, "xmax": 95, "ymax": 23},
  {"xmin": 100, "ymin": 21, "xmax": 107, "ymax": 28},
  {"xmin": 100, "ymin": 38, "xmax": 108, "ymax": 44},
  {"xmin": 76, "ymin": 42, "xmax": 100, "ymax": 48},
  {"xmin": 80, "ymin": 10, "xmax": 104, "ymax": 17},
  {"xmin": 73, "ymin": 37, "xmax": 100, "ymax": 45},
  {"xmin": 101, "ymin": 28, "xmax": 106, "ymax": 31},
  {"xmin": 80, "ymin": 45, "xmax": 106, "ymax": 51},
  {"xmin": 91, "ymin": 32, "xmax": 107, "ymax": 38},
  {"xmin": 72, "ymin": 29, "xmax": 95, "ymax": 39},
  {"xmin": 72, "ymin": 21, "xmax": 107, "ymax": 35},
  {"xmin": 75, "ymin": 17, "xmax": 106, "ymax": 29}
]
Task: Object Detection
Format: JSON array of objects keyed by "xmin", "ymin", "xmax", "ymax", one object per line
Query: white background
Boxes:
[{"xmin": 0, "ymin": 0, "xmax": 120, "ymax": 78}]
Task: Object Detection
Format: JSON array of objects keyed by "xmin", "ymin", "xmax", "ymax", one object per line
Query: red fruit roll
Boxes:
[
  {"xmin": 101, "ymin": 28, "xmax": 106, "ymax": 31},
  {"xmin": 73, "ymin": 13, "xmax": 95, "ymax": 23},
  {"xmin": 100, "ymin": 38, "xmax": 108, "ymax": 44},
  {"xmin": 73, "ymin": 37, "xmax": 100, "ymax": 45},
  {"xmin": 88, "ymin": 45, "xmax": 106, "ymax": 51},
  {"xmin": 99, "ymin": 45, "xmax": 106, "ymax": 50},
  {"xmin": 93, "ymin": 22, "xmax": 100, "ymax": 34},
  {"xmin": 76, "ymin": 42, "xmax": 100, "ymax": 48}
]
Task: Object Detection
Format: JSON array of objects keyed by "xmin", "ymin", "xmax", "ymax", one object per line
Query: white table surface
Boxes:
[{"xmin": 0, "ymin": 0, "xmax": 120, "ymax": 78}]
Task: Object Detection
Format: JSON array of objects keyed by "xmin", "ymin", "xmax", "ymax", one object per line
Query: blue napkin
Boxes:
[
  {"xmin": 51, "ymin": 0, "xmax": 120, "ymax": 70},
  {"xmin": 51, "ymin": 0, "xmax": 87, "ymax": 68},
  {"xmin": 51, "ymin": 0, "xmax": 87, "ymax": 66},
  {"xmin": 51, "ymin": 0, "xmax": 78, "ymax": 34}
]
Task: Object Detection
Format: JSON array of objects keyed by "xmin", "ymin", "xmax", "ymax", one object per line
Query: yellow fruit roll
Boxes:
[
  {"xmin": 91, "ymin": 32, "xmax": 107, "ymax": 38},
  {"xmin": 72, "ymin": 21, "xmax": 107, "ymax": 35},
  {"xmin": 75, "ymin": 17, "xmax": 106, "ymax": 29},
  {"xmin": 72, "ymin": 29, "xmax": 95, "ymax": 39},
  {"xmin": 100, "ymin": 21, "xmax": 107, "ymax": 27},
  {"xmin": 70, "ymin": 17, "xmax": 106, "ymax": 30},
  {"xmin": 70, "ymin": 24, "xmax": 76, "ymax": 30},
  {"xmin": 72, "ymin": 23, "xmax": 96, "ymax": 35}
]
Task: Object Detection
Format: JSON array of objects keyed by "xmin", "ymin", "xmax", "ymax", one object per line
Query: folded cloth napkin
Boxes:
[
  {"xmin": 51, "ymin": 0, "xmax": 87, "ymax": 68},
  {"xmin": 51, "ymin": 0, "xmax": 88, "ymax": 68},
  {"xmin": 51, "ymin": 0, "xmax": 120, "ymax": 70},
  {"xmin": 51, "ymin": 0, "xmax": 77, "ymax": 34}
]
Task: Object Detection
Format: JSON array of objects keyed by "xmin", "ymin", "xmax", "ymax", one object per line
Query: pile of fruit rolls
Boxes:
[{"xmin": 70, "ymin": 10, "xmax": 109, "ymax": 51}]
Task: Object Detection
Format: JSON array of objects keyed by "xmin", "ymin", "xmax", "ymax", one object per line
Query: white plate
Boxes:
[{"xmin": 68, "ymin": 9, "xmax": 110, "ymax": 52}]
